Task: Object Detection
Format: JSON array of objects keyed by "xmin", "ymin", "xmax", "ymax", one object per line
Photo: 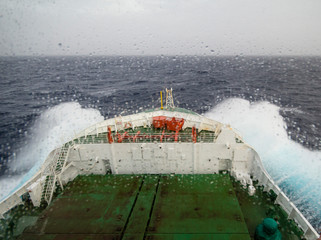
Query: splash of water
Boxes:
[
  {"xmin": 0, "ymin": 102, "xmax": 104, "ymax": 200},
  {"xmin": 205, "ymin": 98, "xmax": 321, "ymax": 229}
]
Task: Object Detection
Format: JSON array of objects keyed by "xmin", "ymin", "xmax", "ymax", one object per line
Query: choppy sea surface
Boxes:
[{"xmin": 0, "ymin": 56, "xmax": 320, "ymax": 230}]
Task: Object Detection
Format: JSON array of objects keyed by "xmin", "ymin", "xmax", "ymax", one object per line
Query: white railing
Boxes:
[
  {"xmin": 0, "ymin": 148, "xmax": 61, "ymax": 218},
  {"xmin": 251, "ymin": 151, "xmax": 319, "ymax": 240},
  {"xmin": 75, "ymin": 110, "xmax": 222, "ymax": 139},
  {"xmin": 75, "ymin": 132, "xmax": 216, "ymax": 144},
  {"xmin": 0, "ymin": 144, "xmax": 72, "ymax": 218}
]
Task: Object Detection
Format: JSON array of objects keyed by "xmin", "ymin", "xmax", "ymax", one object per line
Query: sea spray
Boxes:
[
  {"xmin": 0, "ymin": 102, "xmax": 104, "ymax": 200},
  {"xmin": 205, "ymin": 98, "xmax": 321, "ymax": 229}
]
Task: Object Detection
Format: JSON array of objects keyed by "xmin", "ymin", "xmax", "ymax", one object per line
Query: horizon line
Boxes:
[{"xmin": 1, "ymin": 54, "xmax": 321, "ymax": 58}]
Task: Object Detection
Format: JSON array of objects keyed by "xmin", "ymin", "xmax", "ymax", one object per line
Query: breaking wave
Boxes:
[
  {"xmin": 0, "ymin": 102, "xmax": 104, "ymax": 200},
  {"xmin": 205, "ymin": 98, "xmax": 321, "ymax": 229}
]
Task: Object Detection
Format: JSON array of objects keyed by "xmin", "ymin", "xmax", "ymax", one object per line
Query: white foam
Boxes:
[
  {"xmin": 0, "ymin": 102, "xmax": 104, "ymax": 200},
  {"xmin": 205, "ymin": 98, "xmax": 321, "ymax": 226}
]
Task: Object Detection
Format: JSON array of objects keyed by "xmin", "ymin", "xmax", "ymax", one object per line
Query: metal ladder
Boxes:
[
  {"xmin": 43, "ymin": 175, "xmax": 56, "ymax": 204},
  {"xmin": 55, "ymin": 145, "xmax": 69, "ymax": 174},
  {"xmin": 42, "ymin": 144, "xmax": 71, "ymax": 205}
]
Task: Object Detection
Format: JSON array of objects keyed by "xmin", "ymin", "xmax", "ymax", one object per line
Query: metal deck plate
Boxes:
[
  {"xmin": 20, "ymin": 174, "xmax": 250, "ymax": 240},
  {"xmin": 148, "ymin": 175, "xmax": 249, "ymax": 235}
]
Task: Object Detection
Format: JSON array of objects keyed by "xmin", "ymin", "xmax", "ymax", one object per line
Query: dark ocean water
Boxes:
[{"xmin": 0, "ymin": 56, "xmax": 320, "ymax": 230}]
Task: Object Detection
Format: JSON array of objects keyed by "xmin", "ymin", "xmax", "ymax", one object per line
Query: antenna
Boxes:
[
  {"xmin": 165, "ymin": 88, "xmax": 175, "ymax": 109},
  {"xmin": 160, "ymin": 91, "xmax": 163, "ymax": 110}
]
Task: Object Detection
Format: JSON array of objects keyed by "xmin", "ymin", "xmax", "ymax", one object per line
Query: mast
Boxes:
[{"xmin": 165, "ymin": 88, "xmax": 175, "ymax": 109}]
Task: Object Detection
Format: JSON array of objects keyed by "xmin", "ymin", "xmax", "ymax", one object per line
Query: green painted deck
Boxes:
[{"xmin": 20, "ymin": 174, "xmax": 250, "ymax": 240}]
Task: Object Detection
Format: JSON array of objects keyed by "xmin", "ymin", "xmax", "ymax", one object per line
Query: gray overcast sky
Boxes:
[{"xmin": 1, "ymin": 0, "xmax": 321, "ymax": 56}]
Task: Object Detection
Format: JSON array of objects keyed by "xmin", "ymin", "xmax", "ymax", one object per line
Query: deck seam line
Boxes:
[
  {"xmin": 143, "ymin": 175, "xmax": 161, "ymax": 240},
  {"xmin": 144, "ymin": 232, "xmax": 250, "ymax": 235},
  {"xmin": 119, "ymin": 176, "xmax": 145, "ymax": 240}
]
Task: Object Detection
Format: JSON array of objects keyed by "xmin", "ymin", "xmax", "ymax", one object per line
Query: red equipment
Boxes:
[
  {"xmin": 192, "ymin": 126, "xmax": 197, "ymax": 143},
  {"xmin": 116, "ymin": 132, "xmax": 128, "ymax": 143},
  {"xmin": 160, "ymin": 129, "xmax": 165, "ymax": 142},
  {"xmin": 132, "ymin": 131, "xmax": 141, "ymax": 142},
  {"xmin": 153, "ymin": 116, "xmax": 166, "ymax": 128},
  {"xmin": 152, "ymin": 116, "xmax": 184, "ymax": 131},
  {"xmin": 108, "ymin": 127, "xmax": 113, "ymax": 144},
  {"xmin": 166, "ymin": 117, "xmax": 184, "ymax": 131}
]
